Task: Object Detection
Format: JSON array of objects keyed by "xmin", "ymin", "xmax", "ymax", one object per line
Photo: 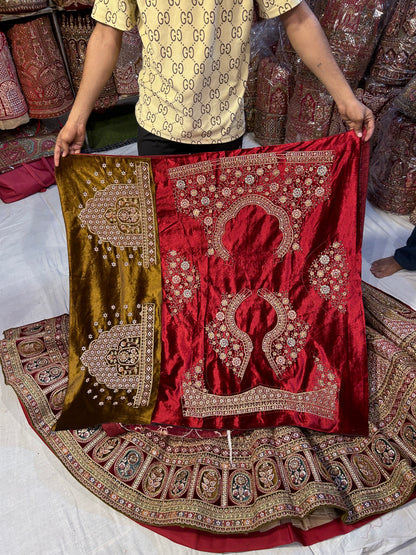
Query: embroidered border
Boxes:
[{"xmin": 182, "ymin": 382, "xmax": 338, "ymax": 420}]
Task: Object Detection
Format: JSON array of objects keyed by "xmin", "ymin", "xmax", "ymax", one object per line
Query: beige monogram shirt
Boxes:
[{"xmin": 92, "ymin": 0, "xmax": 301, "ymax": 144}]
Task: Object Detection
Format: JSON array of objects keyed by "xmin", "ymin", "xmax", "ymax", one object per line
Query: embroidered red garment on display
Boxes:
[
  {"xmin": 6, "ymin": 17, "xmax": 74, "ymax": 119},
  {"xmin": 2, "ymin": 283, "xmax": 416, "ymax": 552},
  {"xmin": 152, "ymin": 131, "xmax": 369, "ymax": 435},
  {"xmin": 54, "ymin": 131, "xmax": 369, "ymax": 435},
  {"xmin": 0, "ymin": 32, "xmax": 29, "ymax": 130},
  {"xmin": 59, "ymin": 12, "xmax": 118, "ymax": 112}
]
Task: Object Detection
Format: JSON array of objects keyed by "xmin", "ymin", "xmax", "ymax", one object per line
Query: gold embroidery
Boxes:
[
  {"xmin": 309, "ymin": 241, "xmax": 349, "ymax": 312},
  {"xmin": 258, "ymin": 289, "xmax": 309, "ymax": 378},
  {"xmin": 80, "ymin": 304, "xmax": 155, "ymax": 408},
  {"xmin": 169, "ymin": 151, "xmax": 335, "ymax": 261},
  {"xmin": 206, "ymin": 290, "xmax": 253, "ymax": 380},
  {"xmin": 182, "ymin": 379, "xmax": 338, "ymax": 420},
  {"xmin": 79, "ymin": 161, "xmax": 157, "ymax": 268}
]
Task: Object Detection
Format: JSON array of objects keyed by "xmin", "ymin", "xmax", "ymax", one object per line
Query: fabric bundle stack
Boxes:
[
  {"xmin": 0, "ymin": 0, "xmax": 47, "ymax": 13},
  {"xmin": 284, "ymin": 0, "xmax": 387, "ymax": 143},
  {"xmin": 366, "ymin": 0, "xmax": 416, "ymax": 215},
  {"xmin": 59, "ymin": 11, "xmax": 119, "ymax": 112},
  {"xmin": 253, "ymin": 57, "xmax": 292, "ymax": 145},
  {"xmin": 6, "ymin": 16, "xmax": 74, "ymax": 119},
  {"xmin": 0, "ymin": 31, "xmax": 29, "ymax": 130}
]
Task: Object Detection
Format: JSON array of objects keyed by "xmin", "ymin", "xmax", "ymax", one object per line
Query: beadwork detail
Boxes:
[
  {"xmin": 79, "ymin": 162, "xmax": 157, "ymax": 268},
  {"xmin": 163, "ymin": 250, "xmax": 200, "ymax": 315},
  {"xmin": 308, "ymin": 241, "xmax": 350, "ymax": 312},
  {"xmin": 169, "ymin": 151, "xmax": 335, "ymax": 261},
  {"xmin": 258, "ymin": 289, "xmax": 309, "ymax": 377},
  {"xmin": 182, "ymin": 357, "xmax": 338, "ymax": 420},
  {"xmin": 206, "ymin": 289, "xmax": 253, "ymax": 380},
  {"xmin": 80, "ymin": 304, "xmax": 155, "ymax": 408}
]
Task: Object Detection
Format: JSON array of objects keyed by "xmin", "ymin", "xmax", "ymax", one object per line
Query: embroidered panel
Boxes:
[
  {"xmin": 2, "ymin": 281, "xmax": 416, "ymax": 545},
  {"xmin": 53, "ymin": 133, "xmax": 368, "ymax": 434},
  {"xmin": 54, "ymin": 156, "xmax": 162, "ymax": 430},
  {"xmin": 156, "ymin": 132, "xmax": 369, "ymax": 434}
]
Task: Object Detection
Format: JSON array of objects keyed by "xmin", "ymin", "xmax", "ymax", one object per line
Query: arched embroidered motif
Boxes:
[
  {"xmin": 206, "ymin": 289, "xmax": 253, "ymax": 381},
  {"xmin": 78, "ymin": 161, "xmax": 157, "ymax": 268},
  {"xmin": 80, "ymin": 304, "xmax": 155, "ymax": 408},
  {"xmin": 169, "ymin": 150, "xmax": 335, "ymax": 262},
  {"xmin": 258, "ymin": 289, "xmax": 309, "ymax": 378},
  {"xmin": 212, "ymin": 195, "xmax": 293, "ymax": 262}
]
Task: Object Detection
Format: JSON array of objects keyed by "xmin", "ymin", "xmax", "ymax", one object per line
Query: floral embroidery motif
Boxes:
[
  {"xmin": 206, "ymin": 289, "xmax": 253, "ymax": 380},
  {"xmin": 169, "ymin": 151, "xmax": 335, "ymax": 261},
  {"xmin": 142, "ymin": 463, "xmax": 168, "ymax": 497},
  {"xmin": 285, "ymin": 455, "xmax": 310, "ymax": 489},
  {"xmin": 351, "ymin": 454, "xmax": 381, "ymax": 487},
  {"xmin": 80, "ymin": 304, "xmax": 155, "ymax": 408},
  {"xmin": 229, "ymin": 470, "xmax": 253, "ymax": 505},
  {"xmin": 182, "ymin": 358, "xmax": 338, "ymax": 420},
  {"xmin": 325, "ymin": 462, "xmax": 352, "ymax": 493},
  {"xmin": 79, "ymin": 161, "xmax": 157, "ymax": 268},
  {"xmin": 372, "ymin": 437, "xmax": 399, "ymax": 468},
  {"xmin": 17, "ymin": 338, "xmax": 45, "ymax": 358},
  {"xmin": 258, "ymin": 289, "xmax": 310, "ymax": 378},
  {"xmin": 115, "ymin": 448, "xmax": 142, "ymax": 481},
  {"xmin": 163, "ymin": 250, "xmax": 200, "ymax": 315},
  {"xmin": 308, "ymin": 241, "xmax": 350, "ymax": 312},
  {"xmin": 169, "ymin": 468, "xmax": 191, "ymax": 498},
  {"xmin": 255, "ymin": 459, "xmax": 281, "ymax": 493},
  {"xmin": 196, "ymin": 467, "xmax": 221, "ymax": 503}
]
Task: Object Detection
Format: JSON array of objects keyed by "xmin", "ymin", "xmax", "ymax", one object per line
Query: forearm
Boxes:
[
  {"xmin": 280, "ymin": 2, "xmax": 355, "ymax": 109},
  {"xmin": 67, "ymin": 22, "xmax": 122, "ymax": 127}
]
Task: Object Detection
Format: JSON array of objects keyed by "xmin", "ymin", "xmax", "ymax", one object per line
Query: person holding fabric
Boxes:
[
  {"xmin": 54, "ymin": 0, "xmax": 375, "ymax": 164},
  {"xmin": 371, "ymin": 227, "xmax": 416, "ymax": 278}
]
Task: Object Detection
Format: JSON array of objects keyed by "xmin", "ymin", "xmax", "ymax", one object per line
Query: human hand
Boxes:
[
  {"xmin": 54, "ymin": 121, "xmax": 86, "ymax": 167},
  {"xmin": 337, "ymin": 97, "xmax": 375, "ymax": 142}
]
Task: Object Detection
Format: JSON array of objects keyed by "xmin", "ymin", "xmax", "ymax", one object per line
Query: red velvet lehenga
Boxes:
[{"xmin": 2, "ymin": 132, "xmax": 416, "ymax": 552}]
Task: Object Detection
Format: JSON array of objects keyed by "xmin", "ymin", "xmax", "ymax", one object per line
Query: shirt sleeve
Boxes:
[
  {"xmin": 256, "ymin": 0, "xmax": 303, "ymax": 19},
  {"xmin": 92, "ymin": 0, "xmax": 139, "ymax": 32}
]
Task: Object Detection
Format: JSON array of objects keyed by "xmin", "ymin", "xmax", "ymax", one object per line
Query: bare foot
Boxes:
[{"xmin": 370, "ymin": 256, "xmax": 403, "ymax": 278}]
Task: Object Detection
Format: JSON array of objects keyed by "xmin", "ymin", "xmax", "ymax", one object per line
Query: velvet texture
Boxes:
[
  {"xmin": 55, "ymin": 132, "xmax": 369, "ymax": 434},
  {"xmin": 152, "ymin": 131, "xmax": 369, "ymax": 435},
  {"xmin": 2, "ymin": 283, "xmax": 416, "ymax": 549},
  {"xmin": 0, "ymin": 31, "xmax": 29, "ymax": 130},
  {"xmin": 6, "ymin": 16, "xmax": 74, "ymax": 119},
  {"xmin": 54, "ymin": 155, "xmax": 162, "ymax": 430}
]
